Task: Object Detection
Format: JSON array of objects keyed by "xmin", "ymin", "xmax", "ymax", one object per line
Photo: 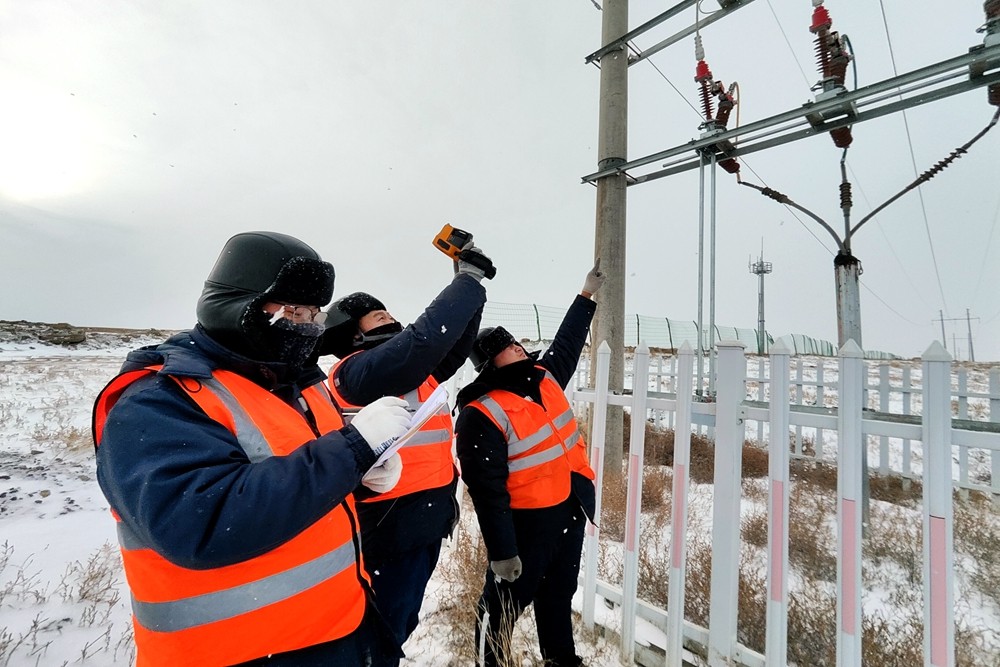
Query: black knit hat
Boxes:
[{"xmin": 470, "ymin": 326, "xmax": 518, "ymax": 372}]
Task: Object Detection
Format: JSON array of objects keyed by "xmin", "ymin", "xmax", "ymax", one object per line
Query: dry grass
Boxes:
[
  {"xmin": 0, "ymin": 541, "xmax": 134, "ymax": 665},
  {"xmin": 592, "ymin": 414, "xmax": 1000, "ymax": 663},
  {"xmin": 430, "ymin": 498, "xmax": 615, "ymax": 667},
  {"xmin": 623, "ymin": 412, "xmax": 770, "ymax": 482}
]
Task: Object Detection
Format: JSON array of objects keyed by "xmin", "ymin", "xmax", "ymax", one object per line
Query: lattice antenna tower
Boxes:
[{"xmin": 749, "ymin": 241, "xmax": 773, "ymax": 354}]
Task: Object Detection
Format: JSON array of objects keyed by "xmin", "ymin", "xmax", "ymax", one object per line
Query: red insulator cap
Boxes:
[
  {"xmin": 719, "ymin": 158, "xmax": 741, "ymax": 174},
  {"xmin": 695, "ymin": 60, "xmax": 713, "ymax": 82},
  {"xmin": 810, "ymin": 6, "xmax": 831, "ymax": 33},
  {"xmin": 830, "ymin": 126, "xmax": 853, "ymax": 148}
]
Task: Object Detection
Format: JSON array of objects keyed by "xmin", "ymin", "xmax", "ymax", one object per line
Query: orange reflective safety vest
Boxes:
[
  {"xmin": 93, "ymin": 367, "xmax": 368, "ymax": 667},
  {"xmin": 329, "ymin": 355, "xmax": 456, "ymax": 501},
  {"xmin": 468, "ymin": 368, "xmax": 595, "ymax": 509}
]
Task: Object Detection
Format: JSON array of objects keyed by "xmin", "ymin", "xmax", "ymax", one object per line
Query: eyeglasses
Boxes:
[{"xmin": 269, "ymin": 303, "xmax": 328, "ymax": 325}]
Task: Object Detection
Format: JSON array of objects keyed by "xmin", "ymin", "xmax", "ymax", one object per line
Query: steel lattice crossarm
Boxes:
[
  {"xmin": 580, "ymin": 43, "xmax": 1000, "ymax": 186},
  {"xmin": 584, "ymin": 0, "xmax": 758, "ymax": 67}
]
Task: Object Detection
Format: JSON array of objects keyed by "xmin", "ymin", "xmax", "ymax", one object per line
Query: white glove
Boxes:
[
  {"xmin": 456, "ymin": 244, "xmax": 493, "ymax": 282},
  {"xmin": 361, "ymin": 452, "xmax": 403, "ymax": 494},
  {"xmin": 351, "ymin": 396, "xmax": 410, "ymax": 458},
  {"xmin": 582, "ymin": 258, "xmax": 605, "ymax": 296},
  {"xmin": 490, "ymin": 555, "xmax": 523, "ymax": 582}
]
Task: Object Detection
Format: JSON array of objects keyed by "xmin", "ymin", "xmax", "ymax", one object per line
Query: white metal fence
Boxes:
[
  {"xmin": 563, "ymin": 340, "xmax": 1000, "ymax": 667},
  {"xmin": 571, "ymin": 351, "xmax": 1000, "ymax": 499}
]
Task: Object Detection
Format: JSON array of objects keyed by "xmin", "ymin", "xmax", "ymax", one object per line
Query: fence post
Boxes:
[
  {"xmin": 991, "ymin": 368, "xmax": 1000, "ymax": 507},
  {"xmin": 879, "ymin": 363, "xmax": 890, "ymax": 475},
  {"xmin": 922, "ymin": 342, "xmax": 955, "ymax": 667},
  {"xmin": 621, "ymin": 343, "xmax": 650, "ymax": 661},
  {"xmin": 582, "ymin": 341, "xmax": 611, "ymax": 629},
  {"xmin": 957, "ymin": 370, "xmax": 969, "ymax": 501},
  {"xmin": 666, "ymin": 343, "xmax": 695, "ymax": 666},
  {"xmin": 793, "ymin": 359, "xmax": 804, "ymax": 456},
  {"xmin": 532, "ymin": 303, "xmax": 542, "ymax": 342},
  {"xmin": 756, "ymin": 357, "xmax": 766, "ymax": 444},
  {"xmin": 837, "ymin": 340, "xmax": 864, "ymax": 667},
  {"xmin": 816, "ymin": 363, "xmax": 826, "ymax": 460},
  {"xmin": 766, "ymin": 341, "xmax": 791, "ymax": 666},
  {"xmin": 708, "ymin": 340, "xmax": 746, "ymax": 666},
  {"xmin": 903, "ymin": 365, "xmax": 913, "ymax": 491}
]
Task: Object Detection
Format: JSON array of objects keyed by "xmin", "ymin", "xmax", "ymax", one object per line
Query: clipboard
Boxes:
[{"xmin": 372, "ymin": 384, "xmax": 450, "ymax": 467}]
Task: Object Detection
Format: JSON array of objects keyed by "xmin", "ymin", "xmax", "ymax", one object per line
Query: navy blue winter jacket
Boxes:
[
  {"xmin": 330, "ymin": 273, "xmax": 486, "ymax": 563},
  {"xmin": 94, "ymin": 326, "xmax": 376, "ymax": 570},
  {"xmin": 455, "ymin": 294, "xmax": 597, "ymax": 561}
]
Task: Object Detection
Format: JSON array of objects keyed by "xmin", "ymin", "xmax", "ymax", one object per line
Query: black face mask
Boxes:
[
  {"xmin": 243, "ymin": 306, "xmax": 325, "ymax": 375},
  {"xmin": 356, "ymin": 321, "xmax": 403, "ymax": 350}
]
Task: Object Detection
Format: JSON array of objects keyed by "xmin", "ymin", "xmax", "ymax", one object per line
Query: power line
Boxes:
[
  {"xmin": 619, "ymin": 5, "xmax": 933, "ymax": 334},
  {"xmin": 970, "ymin": 191, "xmax": 1000, "ymax": 305},
  {"xmin": 845, "ymin": 161, "xmax": 933, "ymax": 312},
  {"xmin": 629, "ymin": 39, "xmax": 704, "ymax": 119},
  {"xmin": 878, "ymin": 0, "xmax": 950, "ymax": 315},
  {"xmin": 764, "ymin": 0, "xmax": 811, "ymax": 88}
]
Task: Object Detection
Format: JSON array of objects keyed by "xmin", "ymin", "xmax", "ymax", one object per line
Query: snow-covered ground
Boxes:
[
  {"xmin": 0, "ymin": 329, "xmax": 618, "ymax": 666},
  {"xmin": 3, "ymin": 327, "xmax": 999, "ymax": 665}
]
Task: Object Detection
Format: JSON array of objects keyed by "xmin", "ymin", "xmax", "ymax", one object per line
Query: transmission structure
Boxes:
[{"xmin": 749, "ymin": 248, "xmax": 773, "ymax": 354}]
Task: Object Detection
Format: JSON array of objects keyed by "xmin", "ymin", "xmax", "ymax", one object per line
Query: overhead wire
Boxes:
[
  {"xmin": 764, "ymin": 0, "xmax": 812, "ymax": 88},
  {"xmin": 970, "ymin": 192, "xmax": 1000, "ymax": 306},
  {"xmin": 613, "ymin": 0, "xmax": 926, "ymax": 329},
  {"xmin": 877, "ymin": 0, "xmax": 950, "ymax": 315},
  {"xmin": 846, "ymin": 162, "xmax": 934, "ymax": 311}
]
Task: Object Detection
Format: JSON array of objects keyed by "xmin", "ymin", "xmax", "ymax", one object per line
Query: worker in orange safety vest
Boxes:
[
  {"xmin": 93, "ymin": 231, "xmax": 412, "ymax": 666},
  {"xmin": 454, "ymin": 260, "xmax": 605, "ymax": 667}
]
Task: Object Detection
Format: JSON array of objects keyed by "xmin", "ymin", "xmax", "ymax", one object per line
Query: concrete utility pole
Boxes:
[{"xmin": 591, "ymin": 0, "xmax": 628, "ymax": 476}]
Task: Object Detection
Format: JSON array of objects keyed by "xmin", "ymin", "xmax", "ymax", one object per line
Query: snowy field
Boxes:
[
  {"xmin": 0, "ymin": 330, "xmax": 618, "ymax": 666},
  {"xmin": 2, "ymin": 328, "xmax": 999, "ymax": 665}
]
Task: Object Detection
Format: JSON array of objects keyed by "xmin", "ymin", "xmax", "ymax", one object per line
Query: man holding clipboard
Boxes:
[{"xmin": 316, "ymin": 241, "xmax": 493, "ymax": 663}]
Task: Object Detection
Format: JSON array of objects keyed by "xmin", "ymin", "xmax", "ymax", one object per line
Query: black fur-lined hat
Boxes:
[{"xmin": 196, "ymin": 231, "xmax": 335, "ymax": 361}]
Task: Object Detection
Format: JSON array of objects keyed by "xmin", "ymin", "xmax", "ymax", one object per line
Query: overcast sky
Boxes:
[{"xmin": 2, "ymin": 1, "xmax": 998, "ymax": 361}]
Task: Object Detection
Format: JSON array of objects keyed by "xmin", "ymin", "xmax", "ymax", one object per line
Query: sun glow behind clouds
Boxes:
[{"xmin": 0, "ymin": 78, "xmax": 101, "ymax": 201}]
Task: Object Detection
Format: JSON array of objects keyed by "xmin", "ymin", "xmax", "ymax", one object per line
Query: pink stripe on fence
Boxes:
[
  {"xmin": 671, "ymin": 464, "xmax": 687, "ymax": 569},
  {"xmin": 770, "ymin": 481, "xmax": 785, "ymax": 602},
  {"xmin": 840, "ymin": 499, "xmax": 857, "ymax": 635},
  {"xmin": 930, "ymin": 516, "xmax": 947, "ymax": 666}
]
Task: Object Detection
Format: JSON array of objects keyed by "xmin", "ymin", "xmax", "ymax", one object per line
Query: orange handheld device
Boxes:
[{"xmin": 432, "ymin": 224, "xmax": 496, "ymax": 279}]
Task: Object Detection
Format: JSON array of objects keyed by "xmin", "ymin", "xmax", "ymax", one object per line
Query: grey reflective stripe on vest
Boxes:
[
  {"xmin": 476, "ymin": 393, "xmax": 578, "ymax": 473},
  {"xmin": 402, "ymin": 428, "xmax": 452, "ymax": 447},
  {"xmin": 508, "ymin": 441, "xmax": 567, "ymax": 473},
  {"xmin": 400, "ymin": 399, "xmax": 452, "ymax": 448},
  {"xmin": 402, "ymin": 389, "xmax": 422, "ymax": 412},
  {"xmin": 201, "ymin": 377, "xmax": 275, "ymax": 462},
  {"xmin": 130, "ymin": 542, "xmax": 357, "ymax": 632},
  {"xmin": 475, "ymin": 396, "xmax": 515, "ymax": 443},
  {"xmin": 117, "ymin": 521, "xmax": 148, "ymax": 551}
]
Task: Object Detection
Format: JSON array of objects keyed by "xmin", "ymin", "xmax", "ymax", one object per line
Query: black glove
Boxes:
[{"xmin": 456, "ymin": 243, "xmax": 493, "ymax": 282}]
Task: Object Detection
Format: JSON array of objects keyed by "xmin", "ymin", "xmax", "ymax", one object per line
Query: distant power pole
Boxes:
[
  {"xmin": 933, "ymin": 310, "xmax": 979, "ymax": 361},
  {"xmin": 591, "ymin": 0, "xmax": 628, "ymax": 476},
  {"xmin": 749, "ymin": 246, "xmax": 773, "ymax": 354},
  {"xmin": 967, "ymin": 308, "xmax": 977, "ymax": 362},
  {"xmin": 939, "ymin": 309, "xmax": 947, "ymax": 350}
]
